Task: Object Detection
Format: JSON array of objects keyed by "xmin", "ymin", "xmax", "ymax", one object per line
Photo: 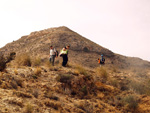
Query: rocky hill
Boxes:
[
  {"xmin": 1, "ymin": 26, "xmax": 150, "ymax": 69},
  {"xmin": 0, "ymin": 26, "xmax": 150, "ymax": 112}
]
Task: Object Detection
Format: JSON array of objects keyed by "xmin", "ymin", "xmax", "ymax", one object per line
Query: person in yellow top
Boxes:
[{"xmin": 59, "ymin": 45, "xmax": 70, "ymax": 67}]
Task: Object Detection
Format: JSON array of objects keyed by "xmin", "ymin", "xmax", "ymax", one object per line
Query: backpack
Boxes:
[
  {"xmin": 100, "ymin": 57, "xmax": 105, "ymax": 64},
  {"xmin": 55, "ymin": 50, "xmax": 59, "ymax": 57},
  {"xmin": 101, "ymin": 57, "xmax": 105, "ymax": 62}
]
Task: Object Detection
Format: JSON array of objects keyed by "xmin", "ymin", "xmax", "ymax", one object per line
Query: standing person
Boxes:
[
  {"xmin": 98, "ymin": 54, "xmax": 105, "ymax": 67},
  {"xmin": 100, "ymin": 54, "xmax": 105, "ymax": 64},
  {"xmin": 49, "ymin": 46, "xmax": 57, "ymax": 66},
  {"xmin": 65, "ymin": 45, "xmax": 70, "ymax": 65},
  {"xmin": 59, "ymin": 47, "xmax": 68, "ymax": 67}
]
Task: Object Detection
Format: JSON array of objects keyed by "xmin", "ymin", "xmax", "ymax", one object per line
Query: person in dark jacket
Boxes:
[{"xmin": 59, "ymin": 45, "xmax": 70, "ymax": 67}]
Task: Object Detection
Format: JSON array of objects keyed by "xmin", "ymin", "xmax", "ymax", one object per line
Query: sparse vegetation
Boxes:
[
  {"xmin": 44, "ymin": 91, "xmax": 59, "ymax": 100},
  {"xmin": 13, "ymin": 91, "xmax": 32, "ymax": 98},
  {"xmin": 34, "ymin": 67, "xmax": 42, "ymax": 76},
  {"xmin": 15, "ymin": 54, "xmax": 32, "ymax": 67},
  {"xmin": 75, "ymin": 65, "xmax": 88, "ymax": 76},
  {"xmin": 32, "ymin": 57, "xmax": 41, "ymax": 67},
  {"xmin": 14, "ymin": 68, "xmax": 18, "ymax": 75},
  {"xmin": 122, "ymin": 94, "xmax": 139, "ymax": 110},
  {"xmin": 24, "ymin": 104, "xmax": 34, "ymax": 113},
  {"xmin": 8, "ymin": 98, "xmax": 23, "ymax": 107},
  {"xmin": 32, "ymin": 89, "xmax": 40, "ymax": 98},
  {"xmin": 129, "ymin": 80, "xmax": 147, "ymax": 95},
  {"xmin": 109, "ymin": 78, "xmax": 119, "ymax": 88},
  {"xmin": 0, "ymin": 54, "xmax": 6, "ymax": 71},
  {"xmin": 56, "ymin": 74, "xmax": 73, "ymax": 83},
  {"xmin": 0, "ymin": 52, "xmax": 16, "ymax": 71},
  {"xmin": 44, "ymin": 100, "xmax": 61, "ymax": 110},
  {"xmin": 81, "ymin": 85, "xmax": 88, "ymax": 95},
  {"xmin": 96, "ymin": 67, "xmax": 108, "ymax": 83}
]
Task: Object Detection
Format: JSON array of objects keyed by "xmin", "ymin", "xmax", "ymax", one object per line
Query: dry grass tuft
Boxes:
[
  {"xmin": 8, "ymin": 98, "xmax": 24, "ymax": 107},
  {"xmin": 56, "ymin": 74, "xmax": 73, "ymax": 83},
  {"xmin": 32, "ymin": 57, "xmax": 41, "ymax": 67},
  {"xmin": 95, "ymin": 67, "xmax": 108, "ymax": 83},
  {"xmin": 24, "ymin": 104, "xmax": 34, "ymax": 113},
  {"xmin": 109, "ymin": 78, "xmax": 119, "ymax": 88},
  {"xmin": 14, "ymin": 68, "xmax": 18, "ymax": 75},
  {"xmin": 44, "ymin": 100, "xmax": 61, "ymax": 110},
  {"xmin": 34, "ymin": 67, "xmax": 42, "ymax": 76},
  {"xmin": 122, "ymin": 94, "xmax": 139, "ymax": 110},
  {"xmin": 13, "ymin": 91, "xmax": 32, "ymax": 98},
  {"xmin": 15, "ymin": 54, "xmax": 32, "ymax": 67},
  {"xmin": 44, "ymin": 91, "xmax": 59, "ymax": 100},
  {"xmin": 32, "ymin": 89, "xmax": 40, "ymax": 98},
  {"xmin": 75, "ymin": 65, "xmax": 88, "ymax": 76}
]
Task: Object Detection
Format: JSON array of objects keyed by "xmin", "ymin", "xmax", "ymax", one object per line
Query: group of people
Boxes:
[
  {"xmin": 49, "ymin": 45, "xmax": 70, "ymax": 67},
  {"xmin": 49, "ymin": 45, "xmax": 105, "ymax": 67}
]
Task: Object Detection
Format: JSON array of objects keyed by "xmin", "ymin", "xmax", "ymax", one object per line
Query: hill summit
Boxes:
[{"xmin": 0, "ymin": 26, "xmax": 150, "ymax": 69}]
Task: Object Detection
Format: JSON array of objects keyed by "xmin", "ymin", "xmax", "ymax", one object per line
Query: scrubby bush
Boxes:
[
  {"xmin": 15, "ymin": 54, "xmax": 31, "ymax": 67},
  {"xmin": 129, "ymin": 80, "xmax": 147, "ymax": 95},
  {"xmin": 75, "ymin": 65, "xmax": 88, "ymax": 76},
  {"xmin": 96, "ymin": 67, "xmax": 108, "ymax": 83},
  {"xmin": 109, "ymin": 78, "xmax": 119, "ymax": 88},
  {"xmin": 56, "ymin": 74, "xmax": 73, "ymax": 83},
  {"xmin": 32, "ymin": 57, "xmax": 41, "ymax": 67},
  {"xmin": 76, "ymin": 101, "xmax": 94, "ymax": 113},
  {"xmin": 8, "ymin": 98, "xmax": 23, "ymax": 107},
  {"xmin": 81, "ymin": 86, "xmax": 88, "ymax": 95},
  {"xmin": 34, "ymin": 67, "xmax": 42, "ymax": 76},
  {"xmin": 24, "ymin": 104, "xmax": 33, "ymax": 113},
  {"xmin": 32, "ymin": 89, "xmax": 40, "ymax": 98},
  {"xmin": 0, "ymin": 52, "xmax": 16, "ymax": 71},
  {"xmin": 13, "ymin": 91, "xmax": 32, "ymax": 98},
  {"xmin": 44, "ymin": 91, "xmax": 59, "ymax": 100},
  {"xmin": 44, "ymin": 100, "xmax": 61, "ymax": 110},
  {"xmin": 122, "ymin": 94, "xmax": 139, "ymax": 110},
  {"xmin": 0, "ymin": 54, "xmax": 6, "ymax": 71}
]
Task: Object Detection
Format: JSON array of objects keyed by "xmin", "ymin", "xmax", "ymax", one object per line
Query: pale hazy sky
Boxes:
[{"xmin": 0, "ymin": 0, "xmax": 150, "ymax": 61}]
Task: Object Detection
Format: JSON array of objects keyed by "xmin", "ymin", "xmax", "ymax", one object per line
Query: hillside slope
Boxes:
[
  {"xmin": 0, "ymin": 63, "xmax": 150, "ymax": 113},
  {"xmin": 0, "ymin": 26, "xmax": 150, "ymax": 69},
  {"xmin": 0, "ymin": 26, "xmax": 150, "ymax": 112}
]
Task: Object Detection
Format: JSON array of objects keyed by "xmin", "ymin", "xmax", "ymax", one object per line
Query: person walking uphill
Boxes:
[
  {"xmin": 59, "ymin": 46, "xmax": 70, "ymax": 67},
  {"xmin": 49, "ymin": 46, "xmax": 57, "ymax": 66}
]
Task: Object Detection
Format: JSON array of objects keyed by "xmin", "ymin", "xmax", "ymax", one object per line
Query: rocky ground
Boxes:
[{"xmin": 0, "ymin": 62, "xmax": 150, "ymax": 113}]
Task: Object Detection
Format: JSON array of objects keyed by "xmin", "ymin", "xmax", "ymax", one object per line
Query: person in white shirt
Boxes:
[{"xmin": 49, "ymin": 46, "xmax": 57, "ymax": 66}]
